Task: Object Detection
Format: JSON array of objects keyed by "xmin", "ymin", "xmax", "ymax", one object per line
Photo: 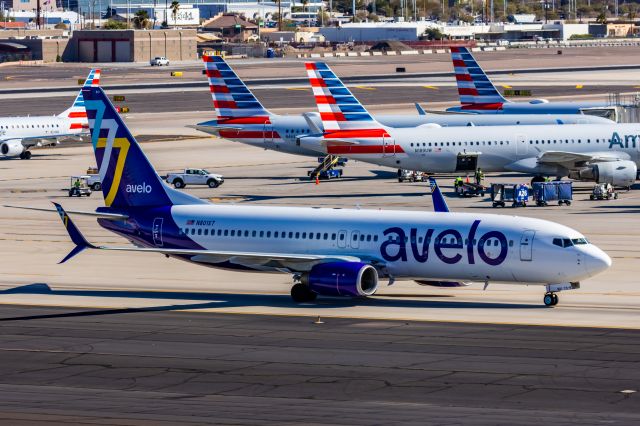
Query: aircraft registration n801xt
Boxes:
[
  {"xmin": 11, "ymin": 86, "xmax": 611, "ymax": 307},
  {"xmin": 0, "ymin": 69, "xmax": 100, "ymax": 160},
  {"xmin": 301, "ymin": 62, "xmax": 640, "ymax": 187},
  {"xmin": 194, "ymin": 55, "xmax": 612, "ymax": 159}
]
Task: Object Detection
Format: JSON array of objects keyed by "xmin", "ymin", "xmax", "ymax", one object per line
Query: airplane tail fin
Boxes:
[
  {"xmin": 82, "ymin": 86, "xmax": 205, "ymax": 209},
  {"xmin": 202, "ymin": 55, "xmax": 271, "ymax": 123},
  {"xmin": 57, "ymin": 69, "xmax": 101, "ymax": 128},
  {"xmin": 305, "ymin": 62, "xmax": 389, "ymax": 142},
  {"xmin": 429, "ymin": 178, "xmax": 450, "ymax": 213},
  {"xmin": 53, "ymin": 202, "xmax": 96, "ymax": 263},
  {"xmin": 450, "ymin": 47, "xmax": 507, "ymax": 110}
]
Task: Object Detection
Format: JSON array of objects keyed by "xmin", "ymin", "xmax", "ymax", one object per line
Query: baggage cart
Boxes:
[
  {"xmin": 533, "ymin": 181, "xmax": 573, "ymax": 206},
  {"xmin": 491, "ymin": 183, "xmax": 528, "ymax": 207}
]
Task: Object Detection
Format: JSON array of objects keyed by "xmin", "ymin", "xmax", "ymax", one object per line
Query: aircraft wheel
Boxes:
[
  {"xmin": 291, "ymin": 283, "xmax": 317, "ymax": 303},
  {"xmin": 544, "ymin": 293, "xmax": 555, "ymax": 307},
  {"xmin": 24, "ymin": 151, "xmax": 32, "ymax": 159},
  {"xmin": 552, "ymin": 294, "xmax": 559, "ymax": 305}
]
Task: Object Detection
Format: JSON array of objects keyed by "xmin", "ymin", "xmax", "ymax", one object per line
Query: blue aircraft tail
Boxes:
[{"xmin": 82, "ymin": 86, "xmax": 205, "ymax": 208}]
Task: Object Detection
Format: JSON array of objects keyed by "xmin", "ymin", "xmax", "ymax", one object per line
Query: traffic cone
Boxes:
[
  {"xmin": 315, "ymin": 175, "xmax": 320, "ymax": 185},
  {"xmin": 466, "ymin": 175, "xmax": 469, "ymax": 183}
]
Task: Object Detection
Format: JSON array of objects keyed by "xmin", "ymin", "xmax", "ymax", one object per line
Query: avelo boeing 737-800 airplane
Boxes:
[
  {"xmin": 300, "ymin": 62, "xmax": 640, "ymax": 187},
  {"xmin": 0, "ymin": 69, "xmax": 100, "ymax": 159},
  {"xmin": 10, "ymin": 86, "xmax": 611, "ymax": 307},
  {"xmin": 194, "ymin": 55, "xmax": 612, "ymax": 159}
]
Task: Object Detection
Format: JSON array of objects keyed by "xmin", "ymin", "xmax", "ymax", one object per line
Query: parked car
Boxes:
[
  {"xmin": 150, "ymin": 56, "xmax": 170, "ymax": 66},
  {"xmin": 165, "ymin": 168, "xmax": 224, "ymax": 189}
]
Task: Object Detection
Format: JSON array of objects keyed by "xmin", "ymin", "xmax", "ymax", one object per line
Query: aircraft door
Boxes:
[
  {"xmin": 455, "ymin": 153, "xmax": 478, "ymax": 172},
  {"xmin": 382, "ymin": 136, "xmax": 395, "ymax": 157},
  {"xmin": 350, "ymin": 231, "xmax": 360, "ymax": 249},
  {"xmin": 519, "ymin": 230, "xmax": 535, "ymax": 261},
  {"xmin": 263, "ymin": 123, "xmax": 274, "ymax": 147},
  {"xmin": 516, "ymin": 134, "xmax": 527, "ymax": 157},
  {"xmin": 152, "ymin": 218, "xmax": 164, "ymax": 247},
  {"xmin": 337, "ymin": 230, "xmax": 347, "ymax": 248}
]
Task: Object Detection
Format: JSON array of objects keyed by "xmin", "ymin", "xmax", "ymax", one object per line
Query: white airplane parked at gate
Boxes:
[
  {"xmin": 193, "ymin": 56, "xmax": 613, "ymax": 159},
  {"xmin": 299, "ymin": 62, "xmax": 640, "ymax": 187},
  {"xmin": 0, "ymin": 69, "xmax": 99, "ymax": 160},
  {"xmin": 9, "ymin": 86, "xmax": 611, "ymax": 307}
]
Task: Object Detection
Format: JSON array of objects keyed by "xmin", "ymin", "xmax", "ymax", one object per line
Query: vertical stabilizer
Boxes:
[{"xmin": 450, "ymin": 47, "xmax": 507, "ymax": 110}]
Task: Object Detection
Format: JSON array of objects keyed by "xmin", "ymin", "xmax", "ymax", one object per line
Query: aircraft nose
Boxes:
[{"xmin": 584, "ymin": 246, "xmax": 612, "ymax": 277}]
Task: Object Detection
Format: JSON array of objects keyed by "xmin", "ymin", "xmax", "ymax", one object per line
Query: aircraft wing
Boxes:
[
  {"xmin": 538, "ymin": 151, "xmax": 628, "ymax": 165},
  {"xmin": 98, "ymin": 246, "xmax": 364, "ymax": 271}
]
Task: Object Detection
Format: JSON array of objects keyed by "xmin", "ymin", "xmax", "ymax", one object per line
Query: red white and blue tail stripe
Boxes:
[
  {"xmin": 58, "ymin": 68, "xmax": 101, "ymax": 131},
  {"xmin": 306, "ymin": 62, "xmax": 403, "ymax": 156},
  {"xmin": 451, "ymin": 47, "xmax": 507, "ymax": 110},
  {"xmin": 203, "ymin": 55, "xmax": 270, "ymax": 122}
]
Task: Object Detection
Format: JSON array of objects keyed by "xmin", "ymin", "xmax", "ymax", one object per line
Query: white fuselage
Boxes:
[
  {"xmin": 305, "ymin": 123, "xmax": 640, "ymax": 174},
  {"xmin": 207, "ymin": 113, "xmax": 613, "ymax": 158},
  {"xmin": 0, "ymin": 115, "xmax": 82, "ymax": 141},
  {"xmin": 168, "ymin": 204, "xmax": 610, "ymax": 285}
]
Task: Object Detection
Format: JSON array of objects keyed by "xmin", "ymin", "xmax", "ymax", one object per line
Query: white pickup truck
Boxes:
[
  {"xmin": 165, "ymin": 168, "xmax": 224, "ymax": 189},
  {"xmin": 150, "ymin": 56, "xmax": 170, "ymax": 66}
]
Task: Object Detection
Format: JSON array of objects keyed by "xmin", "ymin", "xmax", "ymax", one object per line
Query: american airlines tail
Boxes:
[
  {"xmin": 82, "ymin": 86, "xmax": 204, "ymax": 208},
  {"xmin": 57, "ymin": 69, "xmax": 101, "ymax": 130},
  {"xmin": 305, "ymin": 62, "xmax": 403, "ymax": 156},
  {"xmin": 203, "ymin": 55, "xmax": 271, "ymax": 122},
  {"xmin": 450, "ymin": 46, "xmax": 507, "ymax": 110}
]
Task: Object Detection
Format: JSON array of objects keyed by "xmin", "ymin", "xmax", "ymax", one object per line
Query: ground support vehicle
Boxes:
[
  {"xmin": 455, "ymin": 181, "xmax": 486, "ymax": 197},
  {"xmin": 68, "ymin": 176, "xmax": 92, "ymax": 197},
  {"xmin": 166, "ymin": 168, "xmax": 224, "ymax": 189},
  {"xmin": 590, "ymin": 183, "xmax": 619, "ymax": 200},
  {"xmin": 398, "ymin": 170, "xmax": 428, "ymax": 183}
]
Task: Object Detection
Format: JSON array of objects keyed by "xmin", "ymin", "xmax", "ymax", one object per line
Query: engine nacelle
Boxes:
[
  {"xmin": 0, "ymin": 140, "xmax": 25, "ymax": 157},
  {"xmin": 415, "ymin": 280, "xmax": 470, "ymax": 287},
  {"xmin": 301, "ymin": 262, "xmax": 379, "ymax": 297},
  {"xmin": 568, "ymin": 160, "xmax": 636, "ymax": 187}
]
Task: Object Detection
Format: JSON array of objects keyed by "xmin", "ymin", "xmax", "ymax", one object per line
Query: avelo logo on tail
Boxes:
[{"xmin": 126, "ymin": 182, "xmax": 153, "ymax": 194}]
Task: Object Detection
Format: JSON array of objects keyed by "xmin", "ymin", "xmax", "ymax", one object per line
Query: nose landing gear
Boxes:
[{"xmin": 543, "ymin": 282, "xmax": 579, "ymax": 307}]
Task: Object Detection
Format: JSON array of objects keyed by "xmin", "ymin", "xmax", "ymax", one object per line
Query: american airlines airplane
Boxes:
[
  {"xmin": 300, "ymin": 62, "xmax": 640, "ymax": 187},
  {"xmin": 0, "ymin": 68, "xmax": 100, "ymax": 160},
  {"xmin": 194, "ymin": 55, "xmax": 612, "ymax": 159},
  {"xmin": 446, "ymin": 46, "xmax": 609, "ymax": 115},
  {"xmin": 14, "ymin": 86, "xmax": 611, "ymax": 307}
]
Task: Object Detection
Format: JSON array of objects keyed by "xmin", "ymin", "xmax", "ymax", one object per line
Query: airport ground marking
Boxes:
[
  {"xmin": 423, "ymin": 86, "xmax": 438, "ymax": 90},
  {"xmin": 1, "ymin": 299, "xmax": 639, "ymax": 330}
]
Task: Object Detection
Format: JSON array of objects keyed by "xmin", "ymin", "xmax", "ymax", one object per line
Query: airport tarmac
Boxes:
[
  {"xmin": 1, "ymin": 124, "xmax": 640, "ymax": 329},
  {"xmin": 0, "ymin": 306, "xmax": 638, "ymax": 424},
  {"xmin": 1, "ymin": 50, "xmax": 640, "ymax": 422}
]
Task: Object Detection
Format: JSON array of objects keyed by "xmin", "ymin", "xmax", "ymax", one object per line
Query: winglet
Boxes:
[
  {"xmin": 428, "ymin": 178, "xmax": 450, "ymax": 213},
  {"xmin": 53, "ymin": 202, "xmax": 96, "ymax": 263},
  {"xmin": 415, "ymin": 103, "xmax": 426, "ymax": 116}
]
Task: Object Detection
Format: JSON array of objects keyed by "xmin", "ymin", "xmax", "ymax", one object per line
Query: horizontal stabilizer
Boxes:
[{"xmin": 4, "ymin": 205, "xmax": 128, "ymax": 220}]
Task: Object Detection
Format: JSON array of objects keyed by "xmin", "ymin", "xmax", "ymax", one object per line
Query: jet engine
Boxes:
[
  {"xmin": 301, "ymin": 262, "xmax": 379, "ymax": 297},
  {"xmin": 0, "ymin": 140, "xmax": 25, "ymax": 157},
  {"xmin": 568, "ymin": 160, "xmax": 637, "ymax": 187}
]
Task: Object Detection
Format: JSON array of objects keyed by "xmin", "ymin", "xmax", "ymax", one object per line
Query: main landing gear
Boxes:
[
  {"xmin": 291, "ymin": 283, "xmax": 317, "ymax": 303},
  {"xmin": 543, "ymin": 292, "xmax": 559, "ymax": 306},
  {"xmin": 19, "ymin": 151, "xmax": 32, "ymax": 160}
]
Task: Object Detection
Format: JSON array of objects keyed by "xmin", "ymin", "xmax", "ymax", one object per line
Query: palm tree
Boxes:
[
  {"xmin": 132, "ymin": 9, "xmax": 149, "ymax": 29},
  {"xmin": 301, "ymin": 0, "xmax": 309, "ymax": 26},
  {"xmin": 170, "ymin": 0, "xmax": 180, "ymax": 27}
]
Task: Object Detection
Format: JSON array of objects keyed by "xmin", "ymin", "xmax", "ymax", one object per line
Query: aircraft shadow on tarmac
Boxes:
[{"xmin": 0, "ymin": 283, "xmax": 541, "ymax": 322}]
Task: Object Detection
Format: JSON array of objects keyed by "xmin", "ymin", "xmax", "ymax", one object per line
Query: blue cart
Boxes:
[
  {"xmin": 533, "ymin": 181, "xmax": 573, "ymax": 206},
  {"xmin": 491, "ymin": 183, "xmax": 529, "ymax": 208}
]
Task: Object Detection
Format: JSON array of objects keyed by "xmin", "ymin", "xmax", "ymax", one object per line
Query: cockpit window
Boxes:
[
  {"xmin": 553, "ymin": 237, "xmax": 589, "ymax": 248},
  {"xmin": 571, "ymin": 238, "xmax": 588, "ymax": 245}
]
